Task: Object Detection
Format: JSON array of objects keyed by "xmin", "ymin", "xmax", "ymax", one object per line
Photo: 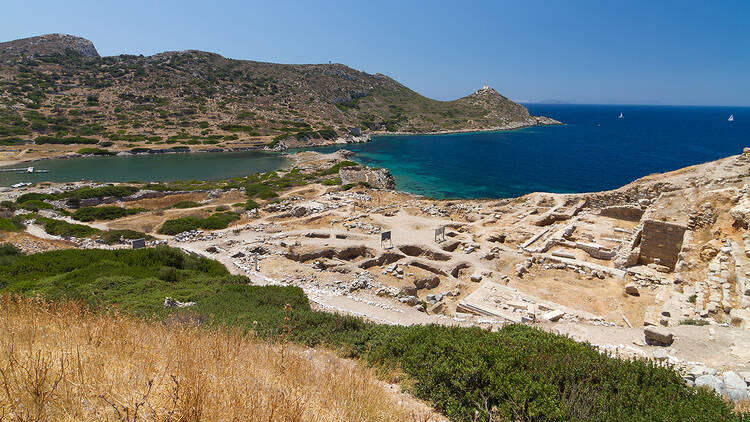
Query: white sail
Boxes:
[
  {"xmin": 618, "ymin": 112, "xmax": 623, "ymax": 119},
  {"xmin": 728, "ymin": 114, "xmax": 734, "ymax": 122}
]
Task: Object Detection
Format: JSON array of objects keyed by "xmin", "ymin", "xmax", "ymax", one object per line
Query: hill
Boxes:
[
  {"xmin": 0, "ymin": 294, "xmax": 441, "ymax": 421},
  {"xmin": 0, "ymin": 34, "xmax": 557, "ymax": 155}
]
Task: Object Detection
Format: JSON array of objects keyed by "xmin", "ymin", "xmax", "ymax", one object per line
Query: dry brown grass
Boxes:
[{"xmin": 0, "ymin": 295, "xmax": 439, "ymax": 422}]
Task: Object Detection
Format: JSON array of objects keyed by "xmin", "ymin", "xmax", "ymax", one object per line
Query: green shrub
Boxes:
[
  {"xmin": 77, "ymin": 147, "xmax": 115, "ymax": 156},
  {"xmin": 1, "ymin": 201, "xmax": 19, "ymax": 211},
  {"xmin": 679, "ymin": 319, "xmax": 710, "ymax": 326},
  {"xmin": 99, "ymin": 229, "xmax": 153, "ymax": 245},
  {"xmin": 34, "ymin": 136, "xmax": 99, "ymax": 144},
  {"xmin": 0, "ymin": 217, "xmax": 25, "ymax": 232},
  {"xmin": 244, "ymin": 182, "xmax": 278, "ymax": 199},
  {"xmin": 0, "ymin": 242, "xmax": 23, "ymax": 266},
  {"xmin": 320, "ymin": 178, "xmax": 342, "ymax": 186},
  {"xmin": 69, "ymin": 185, "xmax": 139, "ymax": 199},
  {"xmin": 319, "ymin": 160, "xmax": 358, "ymax": 176},
  {"xmin": 15, "ymin": 192, "xmax": 51, "ymax": 203},
  {"xmin": 37, "ymin": 217, "xmax": 100, "ymax": 238},
  {"xmin": 244, "ymin": 199, "xmax": 259, "ymax": 210},
  {"xmin": 158, "ymin": 216, "xmax": 203, "ymax": 234},
  {"xmin": 72, "ymin": 206, "xmax": 145, "ymax": 222},
  {"xmin": 158, "ymin": 212, "xmax": 240, "ymax": 235},
  {"xmin": 19, "ymin": 199, "xmax": 53, "ymax": 211},
  {"xmin": 157, "ymin": 266, "xmax": 178, "ymax": 282},
  {"xmin": 171, "ymin": 201, "xmax": 201, "ymax": 209},
  {"xmin": 0, "ymin": 248, "xmax": 743, "ymax": 421}
]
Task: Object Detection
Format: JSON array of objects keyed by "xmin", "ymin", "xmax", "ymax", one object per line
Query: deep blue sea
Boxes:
[{"xmin": 310, "ymin": 104, "xmax": 749, "ymax": 198}]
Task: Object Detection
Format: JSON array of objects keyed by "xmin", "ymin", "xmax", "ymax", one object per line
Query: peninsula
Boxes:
[{"xmin": 0, "ymin": 34, "xmax": 559, "ymax": 164}]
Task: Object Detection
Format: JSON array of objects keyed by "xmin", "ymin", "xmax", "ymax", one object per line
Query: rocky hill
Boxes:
[{"xmin": 0, "ymin": 34, "xmax": 557, "ymax": 153}]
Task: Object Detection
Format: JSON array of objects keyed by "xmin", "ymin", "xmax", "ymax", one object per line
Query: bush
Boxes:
[
  {"xmin": 157, "ymin": 266, "xmax": 178, "ymax": 282},
  {"xmin": 244, "ymin": 182, "xmax": 278, "ymax": 199},
  {"xmin": 320, "ymin": 160, "xmax": 358, "ymax": 176},
  {"xmin": 77, "ymin": 147, "xmax": 115, "ymax": 156},
  {"xmin": 0, "ymin": 200, "xmax": 19, "ymax": 211},
  {"xmin": 15, "ymin": 192, "xmax": 51, "ymax": 203},
  {"xmin": 158, "ymin": 212, "xmax": 240, "ymax": 235},
  {"xmin": 99, "ymin": 229, "xmax": 153, "ymax": 245},
  {"xmin": 171, "ymin": 201, "xmax": 201, "ymax": 209},
  {"xmin": 37, "ymin": 217, "xmax": 101, "ymax": 238},
  {"xmin": 18, "ymin": 199, "xmax": 53, "ymax": 211},
  {"xmin": 244, "ymin": 199, "xmax": 259, "ymax": 210},
  {"xmin": 320, "ymin": 178, "xmax": 342, "ymax": 186},
  {"xmin": 679, "ymin": 319, "xmax": 710, "ymax": 326},
  {"xmin": 72, "ymin": 206, "xmax": 145, "ymax": 222},
  {"xmin": 0, "ymin": 217, "xmax": 25, "ymax": 232},
  {"xmin": 0, "ymin": 242, "xmax": 23, "ymax": 266},
  {"xmin": 34, "ymin": 136, "xmax": 99, "ymax": 144},
  {"xmin": 69, "ymin": 185, "xmax": 139, "ymax": 200}
]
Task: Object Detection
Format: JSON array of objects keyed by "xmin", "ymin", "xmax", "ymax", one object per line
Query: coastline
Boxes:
[{"xmin": 0, "ymin": 116, "xmax": 562, "ymax": 168}]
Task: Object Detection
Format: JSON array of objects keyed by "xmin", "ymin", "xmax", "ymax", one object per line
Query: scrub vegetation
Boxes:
[{"xmin": 0, "ymin": 247, "xmax": 744, "ymax": 422}]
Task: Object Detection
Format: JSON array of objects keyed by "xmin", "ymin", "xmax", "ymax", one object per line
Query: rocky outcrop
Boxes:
[
  {"xmin": 339, "ymin": 166, "xmax": 396, "ymax": 190},
  {"xmin": 0, "ymin": 34, "xmax": 99, "ymax": 59}
]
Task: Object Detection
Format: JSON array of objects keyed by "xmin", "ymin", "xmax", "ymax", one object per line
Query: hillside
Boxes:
[
  {"xmin": 0, "ymin": 34, "xmax": 556, "ymax": 157},
  {"xmin": 0, "ymin": 295, "xmax": 441, "ymax": 421}
]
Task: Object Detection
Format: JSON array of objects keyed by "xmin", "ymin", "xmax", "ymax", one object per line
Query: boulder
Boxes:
[
  {"xmin": 644, "ymin": 326, "xmax": 674, "ymax": 346},
  {"xmin": 398, "ymin": 295, "xmax": 419, "ymax": 306},
  {"xmin": 400, "ymin": 286, "xmax": 418, "ymax": 296},
  {"xmin": 413, "ymin": 276, "xmax": 440, "ymax": 290},
  {"xmin": 722, "ymin": 371, "xmax": 750, "ymax": 401},
  {"xmin": 542, "ymin": 310, "xmax": 565, "ymax": 322},
  {"xmin": 687, "ymin": 366, "xmax": 716, "ymax": 380},
  {"xmin": 695, "ymin": 375, "xmax": 725, "ymax": 396},
  {"xmin": 470, "ymin": 273, "xmax": 483, "ymax": 282},
  {"xmin": 625, "ymin": 282, "xmax": 640, "ymax": 296},
  {"xmin": 163, "ymin": 297, "xmax": 196, "ymax": 308}
]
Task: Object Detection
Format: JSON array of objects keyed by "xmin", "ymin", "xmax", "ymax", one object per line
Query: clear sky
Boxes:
[{"xmin": 3, "ymin": 0, "xmax": 749, "ymax": 106}]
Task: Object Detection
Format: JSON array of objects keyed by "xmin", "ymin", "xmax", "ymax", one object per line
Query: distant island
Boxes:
[{"xmin": 0, "ymin": 34, "xmax": 559, "ymax": 163}]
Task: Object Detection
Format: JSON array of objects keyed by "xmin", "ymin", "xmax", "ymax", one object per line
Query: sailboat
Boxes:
[
  {"xmin": 728, "ymin": 114, "xmax": 734, "ymax": 122},
  {"xmin": 618, "ymin": 112, "xmax": 623, "ymax": 119}
]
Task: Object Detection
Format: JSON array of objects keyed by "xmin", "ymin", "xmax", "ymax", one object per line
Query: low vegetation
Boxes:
[
  {"xmin": 0, "ymin": 248, "xmax": 743, "ymax": 421},
  {"xmin": 72, "ymin": 205, "xmax": 145, "ymax": 221},
  {"xmin": 0, "ymin": 216, "xmax": 26, "ymax": 231},
  {"xmin": 170, "ymin": 200, "xmax": 201, "ymax": 209},
  {"xmin": 36, "ymin": 216, "xmax": 101, "ymax": 237},
  {"xmin": 0, "ymin": 295, "xmax": 427, "ymax": 421},
  {"xmin": 158, "ymin": 211, "xmax": 240, "ymax": 234},
  {"xmin": 99, "ymin": 229, "xmax": 153, "ymax": 245},
  {"xmin": 0, "ymin": 242, "xmax": 23, "ymax": 265},
  {"xmin": 76, "ymin": 147, "xmax": 116, "ymax": 155}
]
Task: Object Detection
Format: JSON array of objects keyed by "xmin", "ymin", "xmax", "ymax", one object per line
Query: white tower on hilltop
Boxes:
[{"xmin": 482, "ymin": 82, "xmax": 489, "ymax": 90}]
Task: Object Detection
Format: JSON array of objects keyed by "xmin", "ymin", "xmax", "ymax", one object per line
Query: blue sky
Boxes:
[{"xmin": 4, "ymin": 0, "xmax": 749, "ymax": 106}]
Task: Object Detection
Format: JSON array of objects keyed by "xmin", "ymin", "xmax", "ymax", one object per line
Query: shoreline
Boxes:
[{"xmin": 0, "ymin": 117, "xmax": 561, "ymax": 168}]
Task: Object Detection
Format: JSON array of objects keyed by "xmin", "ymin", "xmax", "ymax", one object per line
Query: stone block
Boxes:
[{"xmin": 644, "ymin": 326, "xmax": 674, "ymax": 346}]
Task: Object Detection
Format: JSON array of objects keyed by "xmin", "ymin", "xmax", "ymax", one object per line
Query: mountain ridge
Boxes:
[{"xmin": 0, "ymin": 34, "xmax": 559, "ymax": 156}]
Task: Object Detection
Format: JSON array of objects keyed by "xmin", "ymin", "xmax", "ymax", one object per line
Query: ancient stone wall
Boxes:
[
  {"xmin": 638, "ymin": 219, "xmax": 688, "ymax": 270},
  {"xmin": 599, "ymin": 205, "xmax": 644, "ymax": 222}
]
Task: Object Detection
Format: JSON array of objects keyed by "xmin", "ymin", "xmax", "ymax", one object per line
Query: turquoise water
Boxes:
[
  {"xmin": 2, "ymin": 105, "xmax": 747, "ymax": 197},
  {"xmin": 0, "ymin": 151, "xmax": 289, "ymax": 186},
  {"xmin": 308, "ymin": 104, "xmax": 749, "ymax": 198}
]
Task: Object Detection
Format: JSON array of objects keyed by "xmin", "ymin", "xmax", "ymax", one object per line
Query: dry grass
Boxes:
[{"xmin": 0, "ymin": 295, "xmax": 439, "ymax": 422}]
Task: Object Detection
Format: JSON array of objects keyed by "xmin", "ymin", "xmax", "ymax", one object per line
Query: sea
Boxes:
[
  {"xmin": 310, "ymin": 104, "xmax": 749, "ymax": 198},
  {"xmin": 1, "ymin": 104, "xmax": 747, "ymax": 198}
]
